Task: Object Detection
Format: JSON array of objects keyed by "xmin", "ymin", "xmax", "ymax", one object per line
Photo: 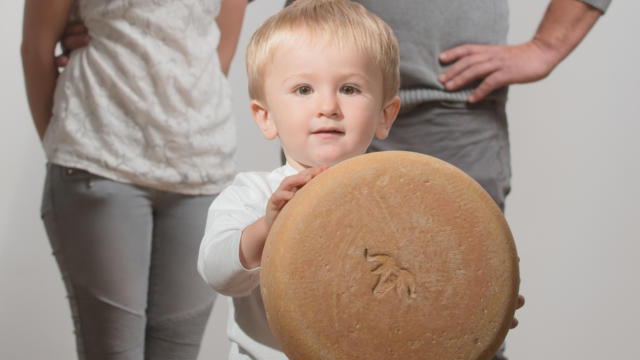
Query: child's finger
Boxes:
[
  {"xmin": 277, "ymin": 175, "xmax": 307, "ymax": 194},
  {"xmin": 275, "ymin": 166, "xmax": 329, "ymax": 203},
  {"xmin": 270, "ymin": 190, "xmax": 295, "ymax": 210},
  {"xmin": 510, "ymin": 317, "xmax": 519, "ymax": 329},
  {"xmin": 307, "ymin": 165, "xmax": 329, "ymax": 178},
  {"xmin": 509, "ymin": 295, "xmax": 525, "ymax": 329},
  {"xmin": 290, "ymin": 165, "xmax": 329, "ymax": 187},
  {"xmin": 280, "ymin": 169, "xmax": 316, "ymax": 191}
]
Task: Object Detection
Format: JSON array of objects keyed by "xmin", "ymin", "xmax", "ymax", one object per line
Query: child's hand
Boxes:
[
  {"xmin": 239, "ymin": 166, "xmax": 327, "ymax": 269},
  {"xmin": 510, "ymin": 294, "xmax": 525, "ymax": 329},
  {"xmin": 265, "ymin": 166, "xmax": 328, "ymax": 230}
]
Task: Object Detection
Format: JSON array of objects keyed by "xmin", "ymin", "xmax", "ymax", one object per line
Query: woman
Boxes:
[{"xmin": 21, "ymin": 0, "xmax": 248, "ymax": 359}]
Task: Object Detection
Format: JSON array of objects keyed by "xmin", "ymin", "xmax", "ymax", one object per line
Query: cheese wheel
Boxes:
[{"xmin": 261, "ymin": 151, "xmax": 519, "ymax": 360}]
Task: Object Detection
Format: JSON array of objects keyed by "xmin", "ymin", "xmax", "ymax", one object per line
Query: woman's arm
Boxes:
[
  {"xmin": 216, "ymin": 0, "xmax": 248, "ymax": 76},
  {"xmin": 21, "ymin": 0, "xmax": 75, "ymax": 141}
]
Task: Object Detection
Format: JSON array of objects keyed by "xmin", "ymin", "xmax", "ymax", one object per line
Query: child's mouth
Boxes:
[{"xmin": 312, "ymin": 128, "xmax": 344, "ymax": 136}]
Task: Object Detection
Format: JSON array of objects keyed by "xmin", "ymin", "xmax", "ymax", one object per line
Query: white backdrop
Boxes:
[{"xmin": 1, "ymin": 1, "xmax": 638, "ymax": 359}]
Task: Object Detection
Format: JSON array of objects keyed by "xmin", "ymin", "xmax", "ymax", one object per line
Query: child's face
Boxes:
[{"xmin": 251, "ymin": 35, "xmax": 400, "ymax": 170}]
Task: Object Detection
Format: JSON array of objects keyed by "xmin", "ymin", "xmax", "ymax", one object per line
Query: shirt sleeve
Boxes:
[
  {"xmin": 197, "ymin": 172, "xmax": 272, "ymax": 297},
  {"xmin": 579, "ymin": 0, "xmax": 611, "ymax": 13}
]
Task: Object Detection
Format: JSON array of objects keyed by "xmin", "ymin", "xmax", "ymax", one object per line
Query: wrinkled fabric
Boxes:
[{"xmin": 44, "ymin": 0, "xmax": 236, "ymax": 195}]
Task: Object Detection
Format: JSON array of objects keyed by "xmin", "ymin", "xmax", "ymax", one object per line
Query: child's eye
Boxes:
[
  {"xmin": 341, "ymin": 85, "xmax": 360, "ymax": 95},
  {"xmin": 294, "ymin": 86, "xmax": 313, "ymax": 95}
]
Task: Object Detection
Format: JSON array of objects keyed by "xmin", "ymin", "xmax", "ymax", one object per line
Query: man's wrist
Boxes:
[
  {"xmin": 531, "ymin": 0, "xmax": 602, "ymax": 70},
  {"xmin": 529, "ymin": 36, "xmax": 565, "ymax": 73}
]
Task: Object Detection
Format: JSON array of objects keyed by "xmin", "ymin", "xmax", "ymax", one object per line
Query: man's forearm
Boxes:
[{"xmin": 532, "ymin": 0, "xmax": 603, "ymax": 69}]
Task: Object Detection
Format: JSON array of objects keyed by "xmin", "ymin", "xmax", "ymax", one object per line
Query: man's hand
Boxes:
[
  {"xmin": 54, "ymin": 20, "xmax": 89, "ymax": 67},
  {"xmin": 438, "ymin": 0, "xmax": 603, "ymax": 103},
  {"xmin": 438, "ymin": 41, "xmax": 558, "ymax": 103}
]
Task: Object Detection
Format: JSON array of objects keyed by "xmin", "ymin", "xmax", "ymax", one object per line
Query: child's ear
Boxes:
[
  {"xmin": 375, "ymin": 96, "xmax": 401, "ymax": 140},
  {"xmin": 251, "ymin": 99, "xmax": 278, "ymax": 140}
]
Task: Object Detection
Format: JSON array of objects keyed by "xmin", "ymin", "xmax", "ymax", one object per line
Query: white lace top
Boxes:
[{"xmin": 44, "ymin": 0, "xmax": 236, "ymax": 195}]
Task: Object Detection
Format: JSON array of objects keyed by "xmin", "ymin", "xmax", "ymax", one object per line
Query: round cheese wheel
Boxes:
[{"xmin": 261, "ymin": 151, "xmax": 519, "ymax": 360}]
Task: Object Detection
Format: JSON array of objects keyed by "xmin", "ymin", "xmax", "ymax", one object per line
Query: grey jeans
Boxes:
[{"xmin": 41, "ymin": 164, "xmax": 217, "ymax": 360}]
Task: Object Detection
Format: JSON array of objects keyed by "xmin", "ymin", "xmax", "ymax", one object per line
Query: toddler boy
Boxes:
[{"xmin": 197, "ymin": 0, "xmax": 400, "ymax": 358}]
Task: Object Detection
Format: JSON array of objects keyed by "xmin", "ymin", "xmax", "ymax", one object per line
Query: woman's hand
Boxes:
[{"xmin": 54, "ymin": 20, "xmax": 90, "ymax": 67}]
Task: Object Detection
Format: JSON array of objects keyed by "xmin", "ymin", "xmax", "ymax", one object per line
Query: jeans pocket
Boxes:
[
  {"xmin": 57, "ymin": 164, "xmax": 101, "ymax": 190},
  {"xmin": 60, "ymin": 166, "xmax": 92, "ymax": 180}
]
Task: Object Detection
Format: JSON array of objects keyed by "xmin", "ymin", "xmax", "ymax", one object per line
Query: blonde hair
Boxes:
[{"xmin": 246, "ymin": 0, "xmax": 400, "ymax": 103}]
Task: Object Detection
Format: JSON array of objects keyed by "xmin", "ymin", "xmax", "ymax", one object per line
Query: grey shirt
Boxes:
[{"xmin": 286, "ymin": 0, "xmax": 611, "ymax": 106}]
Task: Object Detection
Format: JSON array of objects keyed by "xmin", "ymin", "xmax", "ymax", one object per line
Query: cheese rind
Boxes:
[{"xmin": 261, "ymin": 151, "xmax": 519, "ymax": 360}]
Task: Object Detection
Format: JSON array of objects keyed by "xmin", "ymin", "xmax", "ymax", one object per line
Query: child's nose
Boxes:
[{"xmin": 317, "ymin": 92, "xmax": 341, "ymax": 119}]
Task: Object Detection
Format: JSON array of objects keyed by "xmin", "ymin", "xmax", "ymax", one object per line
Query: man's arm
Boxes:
[
  {"xmin": 438, "ymin": 0, "xmax": 608, "ymax": 103},
  {"xmin": 216, "ymin": 0, "xmax": 249, "ymax": 76},
  {"xmin": 21, "ymin": 0, "xmax": 75, "ymax": 140}
]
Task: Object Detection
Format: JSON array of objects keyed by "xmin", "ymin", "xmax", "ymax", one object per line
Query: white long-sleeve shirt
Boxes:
[{"xmin": 198, "ymin": 164, "xmax": 297, "ymax": 359}]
